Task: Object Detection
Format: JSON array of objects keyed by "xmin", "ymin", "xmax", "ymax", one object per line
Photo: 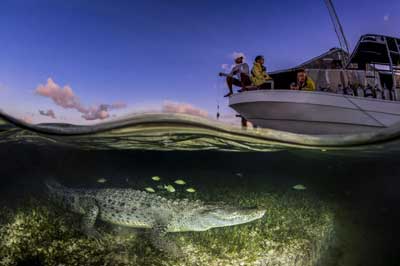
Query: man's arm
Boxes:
[
  {"xmin": 219, "ymin": 65, "xmax": 237, "ymax": 77},
  {"xmin": 230, "ymin": 65, "xmax": 239, "ymax": 76},
  {"xmin": 264, "ymin": 68, "xmax": 272, "ymax": 80},
  {"xmin": 253, "ymin": 64, "xmax": 263, "ymax": 79},
  {"xmin": 290, "ymin": 82, "xmax": 299, "ymax": 90}
]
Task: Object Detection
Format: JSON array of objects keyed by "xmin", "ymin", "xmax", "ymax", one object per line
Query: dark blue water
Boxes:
[{"xmin": 0, "ymin": 143, "xmax": 399, "ymax": 265}]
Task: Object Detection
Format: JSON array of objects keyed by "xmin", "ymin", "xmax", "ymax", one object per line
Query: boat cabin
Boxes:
[{"xmin": 269, "ymin": 34, "xmax": 400, "ymax": 101}]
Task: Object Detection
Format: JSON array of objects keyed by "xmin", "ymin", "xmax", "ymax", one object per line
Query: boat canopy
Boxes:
[
  {"xmin": 270, "ymin": 47, "xmax": 347, "ymax": 76},
  {"xmin": 346, "ymin": 34, "xmax": 400, "ymax": 69}
]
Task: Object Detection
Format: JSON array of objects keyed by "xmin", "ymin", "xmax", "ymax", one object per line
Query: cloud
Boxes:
[
  {"xmin": 384, "ymin": 14, "xmax": 390, "ymax": 21},
  {"xmin": 36, "ymin": 78, "xmax": 81, "ymax": 110},
  {"xmin": 81, "ymin": 104, "xmax": 111, "ymax": 120},
  {"xmin": 35, "ymin": 78, "xmax": 126, "ymax": 121},
  {"xmin": 21, "ymin": 116, "xmax": 33, "ymax": 124},
  {"xmin": 162, "ymin": 101, "xmax": 208, "ymax": 118},
  {"xmin": 39, "ymin": 109, "xmax": 56, "ymax": 119},
  {"xmin": 221, "ymin": 64, "xmax": 230, "ymax": 70}
]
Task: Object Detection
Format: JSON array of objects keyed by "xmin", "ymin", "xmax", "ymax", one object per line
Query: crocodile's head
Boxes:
[{"xmin": 177, "ymin": 205, "xmax": 266, "ymax": 232}]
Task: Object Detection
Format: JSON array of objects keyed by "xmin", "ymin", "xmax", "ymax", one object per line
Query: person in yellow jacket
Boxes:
[
  {"xmin": 251, "ymin": 55, "xmax": 273, "ymax": 90},
  {"xmin": 290, "ymin": 69, "xmax": 316, "ymax": 91}
]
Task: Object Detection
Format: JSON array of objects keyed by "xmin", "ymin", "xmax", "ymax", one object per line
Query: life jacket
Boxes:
[
  {"xmin": 251, "ymin": 62, "xmax": 271, "ymax": 86},
  {"xmin": 298, "ymin": 76, "xmax": 316, "ymax": 91}
]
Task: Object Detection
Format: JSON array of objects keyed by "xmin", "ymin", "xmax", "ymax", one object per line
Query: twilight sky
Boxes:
[{"xmin": 0, "ymin": 0, "xmax": 399, "ymax": 124}]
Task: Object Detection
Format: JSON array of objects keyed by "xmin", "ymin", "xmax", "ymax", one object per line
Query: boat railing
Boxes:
[{"xmin": 317, "ymin": 83, "xmax": 393, "ymax": 101}]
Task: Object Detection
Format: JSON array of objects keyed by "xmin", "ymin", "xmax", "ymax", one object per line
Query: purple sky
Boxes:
[{"xmin": 0, "ymin": 0, "xmax": 399, "ymax": 124}]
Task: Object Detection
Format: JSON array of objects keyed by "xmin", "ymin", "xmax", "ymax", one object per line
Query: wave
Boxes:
[{"xmin": 1, "ymin": 110, "xmax": 400, "ymax": 153}]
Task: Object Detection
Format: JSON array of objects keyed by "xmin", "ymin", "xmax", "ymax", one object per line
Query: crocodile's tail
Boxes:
[{"xmin": 44, "ymin": 179, "xmax": 81, "ymax": 213}]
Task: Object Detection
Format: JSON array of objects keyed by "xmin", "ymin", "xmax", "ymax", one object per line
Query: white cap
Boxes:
[{"xmin": 232, "ymin": 52, "xmax": 245, "ymax": 60}]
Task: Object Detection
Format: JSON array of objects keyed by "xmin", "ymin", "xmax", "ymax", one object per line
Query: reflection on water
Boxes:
[{"xmin": 2, "ymin": 111, "xmax": 400, "ymax": 155}]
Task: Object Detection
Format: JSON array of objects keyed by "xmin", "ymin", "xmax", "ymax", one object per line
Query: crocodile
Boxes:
[{"xmin": 45, "ymin": 180, "xmax": 266, "ymax": 255}]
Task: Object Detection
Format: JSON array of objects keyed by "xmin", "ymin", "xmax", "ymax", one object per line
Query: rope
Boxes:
[{"xmin": 344, "ymin": 95, "xmax": 386, "ymax": 127}]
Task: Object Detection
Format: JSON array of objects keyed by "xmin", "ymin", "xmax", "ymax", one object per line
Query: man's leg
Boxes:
[
  {"xmin": 240, "ymin": 74, "xmax": 253, "ymax": 91},
  {"xmin": 224, "ymin": 77, "xmax": 242, "ymax": 97},
  {"xmin": 224, "ymin": 76, "xmax": 234, "ymax": 97},
  {"xmin": 241, "ymin": 117, "xmax": 248, "ymax": 128}
]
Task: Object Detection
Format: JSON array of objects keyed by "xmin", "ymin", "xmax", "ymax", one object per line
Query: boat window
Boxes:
[{"xmin": 387, "ymin": 38, "xmax": 398, "ymax": 52}]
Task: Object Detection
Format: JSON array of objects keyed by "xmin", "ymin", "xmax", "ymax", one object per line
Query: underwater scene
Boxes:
[
  {"xmin": 1, "ymin": 0, "xmax": 400, "ymax": 265},
  {"xmin": 1, "ymin": 113, "xmax": 400, "ymax": 266}
]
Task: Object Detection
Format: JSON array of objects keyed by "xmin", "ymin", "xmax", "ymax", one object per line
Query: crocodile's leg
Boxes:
[
  {"xmin": 149, "ymin": 222, "xmax": 182, "ymax": 258},
  {"xmin": 80, "ymin": 197, "xmax": 101, "ymax": 240}
]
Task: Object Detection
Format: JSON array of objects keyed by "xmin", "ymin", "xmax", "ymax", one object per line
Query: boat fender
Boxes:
[
  {"xmin": 364, "ymin": 85, "xmax": 374, "ymax": 98},
  {"xmin": 356, "ymin": 86, "xmax": 364, "ymax": 97}
]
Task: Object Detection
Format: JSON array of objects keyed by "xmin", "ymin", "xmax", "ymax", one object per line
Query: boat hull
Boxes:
[{"xmin": 229, "ymin": 90, "xmax": 400, "ymax": 134}]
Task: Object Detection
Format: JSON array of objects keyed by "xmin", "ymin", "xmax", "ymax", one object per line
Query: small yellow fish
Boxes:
[
  {"xmin": 292, "ymin": 184, "xmax": 307, "ymax": 190},
  {"xmin": 145, "ymin": 187, "xmax": 156, "ymax": 193},
  {"xmin": 164, "ymin": 184, "xmax": 176, "ymax": 193},
  {"xmin": 174, "ymin": 179, "xmax": 186, "ymax": 185},
  {"xmin": 152, "ymin": 176, "xmax": 161, "ymax": 181},
  {"xmin": 186, "ymin": 188, "xmax": 196, "ymax": 193},
  {"xmin": 97, "ymin": 178, "xmax": 107, "ymax": 183}
]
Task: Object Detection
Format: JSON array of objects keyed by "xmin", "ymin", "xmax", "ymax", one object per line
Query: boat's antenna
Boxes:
[{"xmin": 324, "ymin": 0, "xmax": 351, "ymax": 67}]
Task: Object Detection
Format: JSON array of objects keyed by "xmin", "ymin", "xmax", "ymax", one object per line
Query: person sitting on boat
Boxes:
[
  {"xmin": 251, "ymin": 55, "xmax": 273, "ymax": 90},
  {"xmin": 290, "ymin": 69, "xmax": 316, "ymax": 91},
  {"xmin": 219, "ymin": 54, "xmax": 252, "ymax": 97}
]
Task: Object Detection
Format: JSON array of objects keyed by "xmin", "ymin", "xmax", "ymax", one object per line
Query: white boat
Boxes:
[
  {"xmin": 229, "ymin": 90, "xmax": 400, "ymax": 134},
  {"xmin": 228, "ymin": 34, "xmax": 400, "ymax": 135}
]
